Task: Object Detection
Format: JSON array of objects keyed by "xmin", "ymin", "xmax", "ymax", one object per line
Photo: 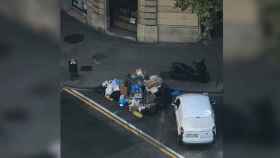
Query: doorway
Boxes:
[{"xmin": 107, "ymin": 0, "xmax": 137, "ymax": 39}]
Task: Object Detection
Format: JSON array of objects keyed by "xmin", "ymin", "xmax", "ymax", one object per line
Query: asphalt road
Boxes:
[
  {"xmin": 61, "ymin": 91, "xmax": 168, "ymax": 158},
  {"xmin": 61, "ymin": 87, "xmax": 223, "ymax": 158}
]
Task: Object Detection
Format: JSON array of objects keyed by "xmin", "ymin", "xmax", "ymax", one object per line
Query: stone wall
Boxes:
[
  {"xmin": 157, "ymin": 0, "xmax": 200, "ymax": 42},
  {"xmin": 137, "ymin": 0, "xmax": 158, "ymax": 42},
  {"xmin": 63, "ymin": 0, "xmax": 200, "ymax": 43}
]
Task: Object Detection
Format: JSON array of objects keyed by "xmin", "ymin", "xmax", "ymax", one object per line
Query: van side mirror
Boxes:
[
  {"xmin": 209, "ymin": 96, "xmax": 216, "ymax": 105},
  {"xmin": 171, "ymin": 103, "xmax": 177, "ymax": 108},
  {"xmin": 172, "ymin": 98, "xmax": 180, "ymax": 109}
]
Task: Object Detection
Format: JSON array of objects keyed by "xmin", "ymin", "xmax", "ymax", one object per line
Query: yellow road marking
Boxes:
[{"xmin": 63, "ymin": 87, "xmax": 184, "ymax": 158}]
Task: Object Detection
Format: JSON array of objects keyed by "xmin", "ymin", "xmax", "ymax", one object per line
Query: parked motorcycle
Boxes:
[{"xmin": 168, "ymin": 59, "xmax": 210, "ymax": 83}]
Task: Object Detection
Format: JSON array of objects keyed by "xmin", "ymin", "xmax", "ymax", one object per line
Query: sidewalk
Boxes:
[{"xmin": 61, "ymin": 11, "xmax": 223, "ymax": 93}]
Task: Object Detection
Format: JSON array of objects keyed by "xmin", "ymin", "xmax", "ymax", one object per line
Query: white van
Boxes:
[{"xmin": 172, "ymin": 93, "xmax": 216, "ymax": 144}]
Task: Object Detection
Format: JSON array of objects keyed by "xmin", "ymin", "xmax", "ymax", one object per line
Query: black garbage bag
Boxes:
[
  {"xmin": 110, "ymin": 91, "xmax": 121, "ymax": 102},
  {"xmin": 168, "ymin": 59, "xmax": 210, "ymax": 83},
  {"xmin": 169, "ymin": 62, "xmax": 195, "ymax": 81},
  {"xmin": 154, "ymin": 84, "xmax": 172, "ymax": 109},
  {"xmin": 193, "ymin": 59, "xmax": 210, "ymax": 83}
]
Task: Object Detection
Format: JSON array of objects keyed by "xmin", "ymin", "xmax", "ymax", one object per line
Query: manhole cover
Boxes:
[{"xmin": 64, "ymin": 33, "xmax": 84, "ymax": 44}]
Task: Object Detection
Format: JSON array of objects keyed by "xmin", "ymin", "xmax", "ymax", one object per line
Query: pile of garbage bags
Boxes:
[{"xmin": 102, "ymin": 69, "xmax": 171, "ymax": 116}]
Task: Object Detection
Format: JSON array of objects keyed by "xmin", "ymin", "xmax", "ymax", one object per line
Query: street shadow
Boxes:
[
  {"xmin": 223, "ymin": 97, "xmax": 279, "ymax": 146},
  {"xmin": 2, "ymin": 106, "xmax": 30, "ymax": 123},
  {"xmin": 0, "ymin": 42, "xmax": 13, "ymax": 60},
  {"xmin": 63, "ymin": 33, "xmax": 84, "ymax": 44},
  {"xmin": 252, "ymin": 97, "xmax": 279, "ymax": 145},
  {"xmin": 31, "ymin": 82, "xmax": 56, "ymax": 96}
]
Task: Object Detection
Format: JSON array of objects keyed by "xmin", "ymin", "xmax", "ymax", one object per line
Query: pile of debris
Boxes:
[{"xmin": 102, "ymin": 69, "xmax": 171, "ymax": 118}]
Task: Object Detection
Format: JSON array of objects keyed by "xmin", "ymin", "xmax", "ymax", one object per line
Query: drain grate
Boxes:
[
  {"xmin": 92, "ymin": 54, "xmax": 107, "ymax": 61},
  {"xmin": 64, "ymin": 33, "xmax": 84, "ymax": 44},
  {"xmin": 80, "ymin": 65, "xmax": 93, "ymax": 71},
  {"xmin": 92, "ymin": 53, "xmax": 107, "ymax": 64}
]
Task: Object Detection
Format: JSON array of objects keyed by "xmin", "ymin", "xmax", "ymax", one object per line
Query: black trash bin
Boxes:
[{"xmin": 68, "ymin": 58, "xmax": 79, "ymax": 80}]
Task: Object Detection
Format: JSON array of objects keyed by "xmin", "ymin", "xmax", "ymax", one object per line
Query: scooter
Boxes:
[{"xmin": 169, "ymin": 59, "xmax": 210, "ymax": 83}]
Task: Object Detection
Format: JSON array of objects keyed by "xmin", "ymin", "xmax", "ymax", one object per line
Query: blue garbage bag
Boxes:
[
  {"xmin": 131, "ymin": 84, "xmax": 142, "ymax": 94},
  {"xmin": 112, "ymin": 79, "xmax": 121, "ymax": 87}
]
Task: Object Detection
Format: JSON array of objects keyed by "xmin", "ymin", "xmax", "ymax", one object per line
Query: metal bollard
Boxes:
[{"xmin": 68, "ymin": 58, "xmax": 79, "ymax": 80}]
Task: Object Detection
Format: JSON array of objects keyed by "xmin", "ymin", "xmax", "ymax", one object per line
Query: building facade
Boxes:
[{"xmin": 63, "ymin": 0, "xmax": 200, "ymax": 43}]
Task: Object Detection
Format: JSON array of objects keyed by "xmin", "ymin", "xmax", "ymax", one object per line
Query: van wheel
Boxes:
[
  {"xmin": 177, "ymin": 134, "xmax": 183, "ymax": 145},
  {"xmin": 149, "ymin": 105, "xmax": 157, "ymax": 114},
  {"xmin": 212, "ymin": 132, "xmax": 217, "ymax": 145}
]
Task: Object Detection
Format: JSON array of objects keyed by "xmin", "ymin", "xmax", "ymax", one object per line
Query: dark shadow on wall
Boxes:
[
  {"xmin": 224, "ymin": 0, "xmax": 280, "ymax": 150},
  {"xmin": 0, "ymin": 0, "xmax": 60, "ymax": 43},
  {"xmin": 0, "ymin": 41, "xmax": 13, "ymax": 60},
  {"xmin": 223, "ymin": 99, "xmax": 280, "ymax": 145},
  {"xmin": 0, "ymin": 12, "xmax": 61, "ymax": 158},
  {"xmin": 223, "ymin": 37, "xmax": 280, "ymax": 158},
  {"xmin": 0, "ymin": 14, "xmax": 59, "ymax": 46},
  {"xmin": 253, "ymin": 97, "xmax": 279, "ymax": 144},
  {"xmin": 224, "ymin": 50, "xmax": 280, "ymax": 144}
]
